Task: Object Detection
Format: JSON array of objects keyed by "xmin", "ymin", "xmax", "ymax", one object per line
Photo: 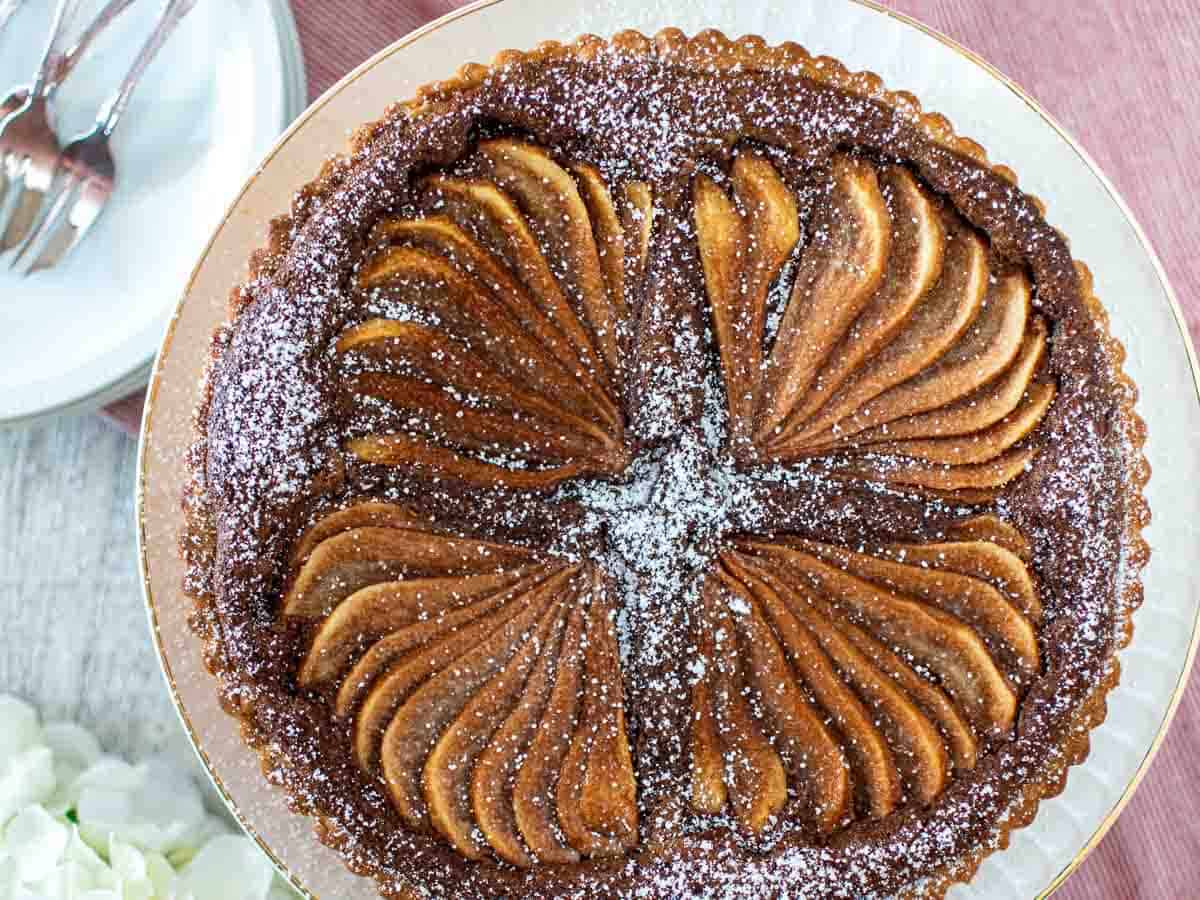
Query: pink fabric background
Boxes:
[{"xmin": 103, "ymin": 2, "xmax": 1200, "ymax": 895}]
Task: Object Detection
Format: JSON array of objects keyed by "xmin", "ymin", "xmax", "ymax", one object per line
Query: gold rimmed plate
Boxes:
[{"xmin": 136, "ymin": 1, "xmax": 1200, "ymax": 897}]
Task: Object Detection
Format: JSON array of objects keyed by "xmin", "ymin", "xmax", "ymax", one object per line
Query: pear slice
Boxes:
[
  {"xmin": 844, "ymin": 446, "xmax": 1036, "ymax": 493},
  {"xmin": 787, "ymin": 539, "xmax": 1038, "ymax": 682},
  {"xmin": 716, "ymin": 565, "xmax": 899, "ymax": 820},
  {"xmin": 470, "ymin": 597, "xmax": 567, "ymax": 867},
  {"xmin": 768, "ymin": 220, "xmax": 988, "ymax": 455},
  {"xmin": 347, "ymin": 371, "xmax": 606, "ymax": 465},
  {"xmin": 870, "ymin": 381, "xmax": 1055, "ymax": 466},
  {"xmin": 514, "ymin": 601, "xmax": 588, "ymax": 864},
  {"xmin": 849, "ymin": 318, "xmax": 1048, "ymax": 447},
  {"xmin": 380, "ymin": 578, "xmax": 566, "ymax": 831},
  {"xmin": 818, "ymin": 270, "xmax": 1031, "ymax": 445},
  {"xmin": 881, "ymin": 540, "xmax": 1042, "ymax": 624},
  {"xmin": 731, "ymin": 153, "xmax": 801, "ymax": 431},
  {"xmin": 353, "ymin": 566, "xmax": 578, "ymax": 773},
  {"xmin": 758, "ymin": 155, "xmax": 891, "ymax": 437},
  {"xmin": 688, "ymin": 639, "xmax": 728, "ymax": 816},
  {"xmin": 423, "ymin": 603, "xmax": 565, "ymax": 860},
  {"xmin": 421, "ymin": 176, "xmax": 617, "ymax": 410},
  {"xmin": 571, "ymin": 164, "xmax": 630, "ymax": 322},
  {"xmin": 300, "ymin": 566, "xmax": 547, "ymax": 687},
  {"xmin": 478, "ymin": 140, "xmax": 624, "ymax": 385},
  {"xmin": 834, "ymin": 616, "xmax": 978, "ymax": 773},
  {"xmin": 740, "ymin": 540, "xmax": 1017, "ymax": 736},
  {"xmin": 556, "ymin": 570, "xmax": 638, "ymax": 856},
  {"xmin": 620, "ymin": 181, "xmax": 655, "ymax": 287},
  {"xmin": 694, "ymin": 153, "xmax": 800, "ymax": 444},
  {"xmin": 350, "ymin": 220, "xmax": 619, "ymax": 434},
  {"xmin": 282, "ymin": 526, "xmax": 536, "ymax": 618},
  {"xmin": 693, "ymin": 174, "xmax": 749, "ymax": 428},
  {"xmin": 725, "ymin": 548, "xmax": 979, "ymax": 776},
  {"xmin": 357, "ymin": 245, "xmax": 606, "ymax": 420},
  {"xmin": 946, "ymin": 514, "xmax": 1033, "ymax": 563},
  {"xmin": 288, "ymin": 502, "xmax": 423, "ymax": 567},
  {"xmin": 709, "ymin": 567, "xmax": 850, "ymax": 832},
  {"xmin": 779, "ymin": 165, "xmax": 946, "ymax": 433},
  {"xmin": 339, "ymin": 315, "xmax": 619, "ymax": 452},
  {"xmin": 702, "ymin": 580, "xmax": 788, "ymax": 834},
  {"xmin": 779, "ymin": 589, "xmax": 949, "ymax": 806},
  {"xmin": 347, "ymin": 433, "xmax": 595, "ymax": 490},
  {"xmin": 335, "ymin": 569, "xmax": 553, "ymax": 718}
]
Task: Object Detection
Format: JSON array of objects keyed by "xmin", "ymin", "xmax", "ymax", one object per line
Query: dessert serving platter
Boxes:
[{"xmin": 137, "ymin": 0, "xmax": 1200, "ymax": 897}]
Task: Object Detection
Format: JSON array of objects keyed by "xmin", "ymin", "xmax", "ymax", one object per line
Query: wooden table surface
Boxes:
[{"xmin": 0, "ymin": 418, "xmax": 188, "ymax": 761}]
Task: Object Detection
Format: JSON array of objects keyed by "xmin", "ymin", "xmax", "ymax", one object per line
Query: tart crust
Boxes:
[{"xmin": 182, "ymin": 28, "xmax": 1150, "ymax": 900}]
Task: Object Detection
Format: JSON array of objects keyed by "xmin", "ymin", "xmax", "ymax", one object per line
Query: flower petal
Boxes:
[
  {"xmin": 3, "ymin": 805, "xmax": 69, "ymax": 883},
  {"xmin": 0, "ymin": 696, "xmax": 41, "ymax": 770},
  {"xmin": 0, "ymin": 748, "xmax": 55, "ymax": 825},
  {"xmin": 176, "ymin": 835, "xmax": 275, "ymax": 900}
]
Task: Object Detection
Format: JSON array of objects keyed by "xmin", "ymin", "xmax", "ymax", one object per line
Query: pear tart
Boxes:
[{"xmin": 185, "ymin": 30, "xmax": 1149, "ymax": 900}]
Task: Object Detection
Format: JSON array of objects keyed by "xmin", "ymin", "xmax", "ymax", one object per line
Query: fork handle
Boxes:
[
  {"xmin": 46, "ymin": 0, "xmax": 138, "ymax": 95},
  {"xmin": 29, "ymin": 0, "xmax": 80, "ymax": 97},
  {"xmin": 95, "ymin": 0, "xmax": 199, "ymax": 138}
]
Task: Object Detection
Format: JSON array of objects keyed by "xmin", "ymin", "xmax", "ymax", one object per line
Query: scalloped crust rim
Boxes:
[{"xmin": 180, "ymin": 27, "xmax": 1151, "ymax": 900}]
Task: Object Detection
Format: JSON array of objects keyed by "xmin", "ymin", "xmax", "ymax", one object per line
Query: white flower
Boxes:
[
  {"xmin": 3, "ymin": 806, "xmax": 70, "ymax": 883},
  {"xmin": 174, "ymin": 835, "xmax": 277, "ymax": 900},
  {"xmin": 0, "ymin": 695, "xmax": 299, "ymax": 900},
  {"xmin": 0, "ymin": 746, "xmax": 55, "ymax": 824}
]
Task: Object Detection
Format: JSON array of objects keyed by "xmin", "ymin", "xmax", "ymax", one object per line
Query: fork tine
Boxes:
[
  {"xmin": 0, "ymin": 154, "xmax": 20, "ymax": 244},
  {"xmin": 0, "ymin": 165, "xmax": 45, "ymax": 251},
  {"xmin": 10, "ymin": 171, "xmax": 75, "ymax": 273},
  {"xmin": 12, "ymin": 173, "xmax": 86, "ymax": 275}
]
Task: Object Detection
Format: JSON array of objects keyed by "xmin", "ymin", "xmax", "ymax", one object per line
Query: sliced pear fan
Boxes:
[
  {"xmin": 685, "ymin": 526, "xmax": 1034, "ymax": 833},
  {"xmin": 300, "ymin": 567, "xmax": 554, "ymax": 687},
  {"xmin": 411, "ymin": 180, "xmax": 618, "ymax": 421},
  {"xmin": 848, "ymin": 318, "xmax": 1048, "ymax": 447},
  {"xmin": 339, "ymin": 318, "xmax": 620, "ymax": 461},
  {"xmin": 738, "ymin": 539, "xmax": 1018, "ymax": 736},
  {"xmin": 697, "ymin": 578, "xmax": 788, "ymax": 834},
  {"xmin": 287, "ymin": 501, "xmax": 639, "ymax": 867},
  {"xmin": 716, "ymin": 566, "xmax": 900, "ymax": 821},
  {"xmin": 351, "ymin": 220, "xmax": 616, "ymax": 429},
  {"xmin": 338, "ymin": 144, "xmax": 666, "ymax": 487},
  {"xmin": 554, "ymin": 568, "xmax": 639, "ymax": 856}
]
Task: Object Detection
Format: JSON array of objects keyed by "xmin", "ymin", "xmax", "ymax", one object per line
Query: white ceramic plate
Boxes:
[
  {"xmin": 0, "ymin": 0, "xmax": 305, "ymax": 426},
  {"xmin": 137, "ymin": 1, "xmax": 1200, "ymax": 897}
]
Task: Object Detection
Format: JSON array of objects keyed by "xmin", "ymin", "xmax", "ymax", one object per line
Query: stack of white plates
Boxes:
[{"xmin": 0, "ymin": 0, "xmax": 305, "ymax": 426}]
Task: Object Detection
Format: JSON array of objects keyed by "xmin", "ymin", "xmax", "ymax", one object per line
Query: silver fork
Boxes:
[
  {"xmin": 12, "ymin": 0, "xmax": 199, "ymax": 275},
  {"xmin": 0, "ymin": 0, "xmax": 79, "ymax": 252},
  {"xmin": 1, "ymin": 0, "xmax": 138, "ymax": 123}
]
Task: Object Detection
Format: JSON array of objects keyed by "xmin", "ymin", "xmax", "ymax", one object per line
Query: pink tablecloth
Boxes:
[{"xmin": 104, "ymin": 2, "xmax": 1200, "ymax": 895}]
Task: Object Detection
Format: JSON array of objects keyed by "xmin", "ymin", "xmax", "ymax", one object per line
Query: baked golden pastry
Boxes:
[{"xmin": 184, "ymin": 29, "xmax": 1149, "ymax": 899}]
